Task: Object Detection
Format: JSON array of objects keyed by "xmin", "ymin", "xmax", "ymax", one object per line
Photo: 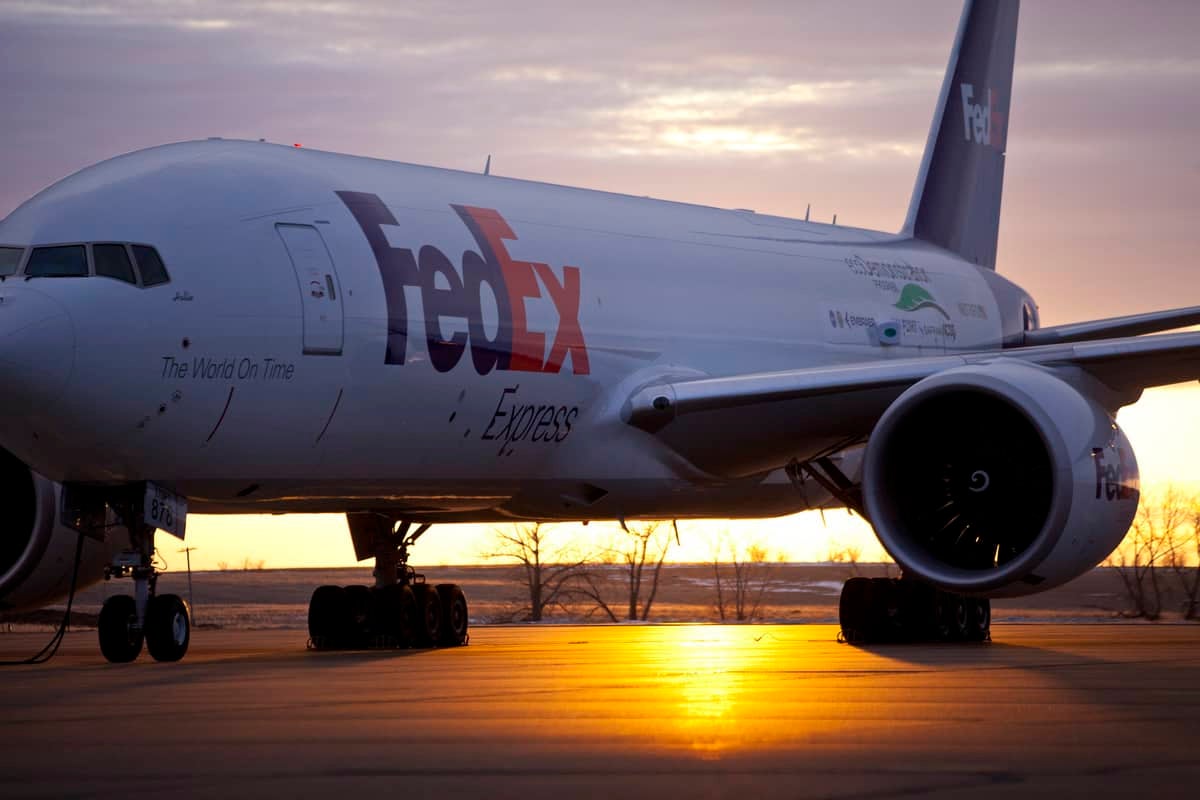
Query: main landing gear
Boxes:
[
  {"xmin": 308, "ymin": 516, "xmax": 469, "ymax": 651},
  {"xmin": 838, "ymin": 577, "xmax": 990, "ymax": 644},
  {"xmin": 96, "ymin": 489, "xmax": 191, "ymax": 663},
  {"xmin": 785, "ymin": 458, "xmax": 990, "ymax": 645}
]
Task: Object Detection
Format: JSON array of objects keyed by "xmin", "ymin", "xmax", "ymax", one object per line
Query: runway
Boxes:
[{"xmin": 2, "ymin": 624, "xmax": 1199, "ymax": 798}]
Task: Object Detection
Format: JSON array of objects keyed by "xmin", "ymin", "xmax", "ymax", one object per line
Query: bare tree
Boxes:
[
  {"xmin": 710, "ymin": 534, "xmax": 778, "ymax": 622},
  {"xmin": 483, "ymin": 523, "xmax": 588, "ymax": 622},
  {"xmin": 1105, "ymin": 487, "xmax": 1188, "ymax": 620},
  {"xmin": 621, "ymin": 521, "xmax": 673, "ymax": 620},
  {"xmin": 573, "ymin": 520, "xmax": 675, "ymax": 621},
  {"xmin": 1165, "ymin": 496, "xmax": 1200, "ymax": 620},
  {"xmin": 826, "ymin": 543, "xmax": 862, "ymax": 577},
  {"xmin": 573, "ymin": 568, "xmax": 620, "ymax": 622}
]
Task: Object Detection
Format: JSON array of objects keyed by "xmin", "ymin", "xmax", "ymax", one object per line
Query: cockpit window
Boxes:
[
  {"xmin": 0, "ymin": 247, "xmax": 23, "ymax": 276},
  {"xmin": 93, "ymin": 244, "xmax": 137, "ymax": 285},
  {"xmin": 26, "ymin": 245, "xmax": 87, "ymax": 277},
  {"xmin": 132, "ymin": 245, "xmax": 169, "ymax": 287}
]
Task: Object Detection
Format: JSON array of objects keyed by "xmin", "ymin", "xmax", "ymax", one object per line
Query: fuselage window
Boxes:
[
  {"xmin": 93, "ymin": 244, "xmax": 137, "ymax": 285},
  {"xmin": 25, "ymin": 245, "xmax": 87, "ymax": 277},
  {"xmin": 0, "ymin": 246, "xmax": 23, "ymax": 277},
  {"xmin": 132, "ymin": 245, "xmax": 169, "ymax": 287}
]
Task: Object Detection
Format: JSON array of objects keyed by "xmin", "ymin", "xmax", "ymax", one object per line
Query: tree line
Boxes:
[
  {"xmin": 484, "ymin": 486, "xmax": 1200, "ymax": 623},
  {"xmin": 1104, "ymin": 485, "xmax": 1200, "ymax": 620},
  {"xmin": 482, "ymin": 521, "xmax": 782, "ymax": 623}
]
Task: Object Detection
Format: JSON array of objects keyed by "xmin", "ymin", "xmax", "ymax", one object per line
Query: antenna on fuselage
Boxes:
[
  {"xmin": 832, "ymin": 214, "xmax": 838, "ymax": 225},
  {"xmin": 483, "ymin": 154, "xmax": 491, "ymax": 176},
  {"xmin": 804, "ymin": 204, "xmax": 811, "ymax": 222}
]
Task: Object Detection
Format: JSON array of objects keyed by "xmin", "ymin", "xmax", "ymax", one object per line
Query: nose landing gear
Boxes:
[
  {"xmin": 95, "ymin": 484, "xmax": 192, "ymax": 663},
  {"xmin": 307, "ymin": 515, "xmax": 469, "ymax": 651},
  {"xmin": 838, "ymin": 577, "xmax": 990, "ymax": 644}
]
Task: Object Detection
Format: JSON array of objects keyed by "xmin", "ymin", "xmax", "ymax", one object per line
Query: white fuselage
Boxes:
[{"xmin": 0, "ymin": 140, "xmax": 1033, "ymax": 521}]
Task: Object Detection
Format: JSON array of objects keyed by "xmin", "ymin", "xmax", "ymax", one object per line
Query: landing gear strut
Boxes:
[
  {"xmin": 96, "ymin": 486, "xmax": 191, "ymax": 663},
  {"xmin": 308, "ymin": 515, "xmax": 469, "ymax": 651},
  {"xmin": 838, "ymin": 577, "xmax": 990, "ymax": 644}
]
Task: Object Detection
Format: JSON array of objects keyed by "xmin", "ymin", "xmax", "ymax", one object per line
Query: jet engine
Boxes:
[
  {"xmin": 862, "ymin": 361, "xmax": 1140, "ymax": 598},
  {"xmin": 0, "ymin": 449, "xmax": 122, "ymax": 611}
]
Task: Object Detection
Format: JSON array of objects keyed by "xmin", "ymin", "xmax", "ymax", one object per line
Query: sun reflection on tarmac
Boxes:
[{"xmin": 650, "ymin": 626, "xmax": 783, "ymax": 758}]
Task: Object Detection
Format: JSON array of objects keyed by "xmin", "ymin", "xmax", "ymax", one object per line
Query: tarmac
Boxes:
[{"xmin": 1, "ymin": 624, "xmax": 1198, "ymax": 799}]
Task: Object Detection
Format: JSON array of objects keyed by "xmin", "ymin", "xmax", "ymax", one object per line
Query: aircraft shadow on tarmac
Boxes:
[{"xmin": 853, "ymin": 631, "xmax": 1200, "ymax": 744}]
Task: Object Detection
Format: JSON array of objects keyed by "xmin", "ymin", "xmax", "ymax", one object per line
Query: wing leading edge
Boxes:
[
  {"xmin": 1012, "ymin": 305, "xmax": 1200, "ymax": 348},
  {"xmin": 626, "ymin": 330, "xmax": 1200, "ymax": 479}
]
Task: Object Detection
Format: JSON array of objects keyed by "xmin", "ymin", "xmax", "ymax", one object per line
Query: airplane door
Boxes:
[{"xmin": 276, "ymin": 224, "xmax": 344, "ymax": 355}]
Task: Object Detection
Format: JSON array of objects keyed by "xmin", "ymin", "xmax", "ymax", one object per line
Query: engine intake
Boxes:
[
  {"xmin": 0, "ymin": 449, "xmax": 121, "ymax": 611},
  {"xmin": 863, "ymin": 361, "xmax": 1139, "ymax": 597}
]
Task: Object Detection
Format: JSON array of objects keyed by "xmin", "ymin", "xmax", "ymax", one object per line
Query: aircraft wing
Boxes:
[
  {"xmin": 1014, "ymin": 305, "xmax": 1200, "ymax": 347},
  {"xmin": 626, "ymin": 330, "xmax": 1200, "ymax": 478}
]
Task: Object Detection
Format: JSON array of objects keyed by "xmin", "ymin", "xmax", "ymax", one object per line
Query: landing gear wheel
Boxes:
[
  {"xmin": 436, "ymin": 583, "xmax": 469, "ymax": 646},
  {"xmin": 932, "ymin": 592, "xmax": 955, "ymax": 641},
  {"xmin": 965, "ymin": 598, "xmax": 991, "ymax": 642},
  {"xmin": 98, "ymin": 594, "xmax": 144, "ymax": 663},
  {"xmin": 938, "ymin": 593, "xmax": 970, "ymax": 641},
  {"xmin": 838, "ymin": 579, "xmax": 993, "ymax": 645},
  {"xmin": 375, "ymin": 583, "xmax": 419, "ymax": 647},
  {"xmin": 308, "ymin": 585, "xmax": 348, "ymax": 650},
  {"xmin": 838, "ymin": 577, "xmax": 873, "ymax": 643},
  {"xmin": 343, "ymin": 585, "xmax": 373, "ymax": 648},
  {"xmin": 145, "ymin": 594, "xmax": 191, "ymax": 663},
  {"xmin": 411, "ymin": 583, "xmax": 442, "ymax": 647}
]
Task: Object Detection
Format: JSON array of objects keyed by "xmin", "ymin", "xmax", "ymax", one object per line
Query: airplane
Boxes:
[{"xmin": 1, "ymin": 0, "xmax": 1197, "ymax": 663}]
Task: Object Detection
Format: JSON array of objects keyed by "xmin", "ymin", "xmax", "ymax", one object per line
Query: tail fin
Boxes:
[{"xmin": 902, "ymin": 0, "xmax": 1020, "ymax": 270}]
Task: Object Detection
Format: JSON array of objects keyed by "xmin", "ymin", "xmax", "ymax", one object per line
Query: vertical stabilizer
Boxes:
[{"xmin": 903, "ymin": 0, "xmax": 1019, "ymax": 270}]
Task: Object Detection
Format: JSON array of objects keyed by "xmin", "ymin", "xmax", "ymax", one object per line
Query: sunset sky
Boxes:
[{"xmin": 2, "ymin": 1, "xmax": 1198, "ymax": 570}]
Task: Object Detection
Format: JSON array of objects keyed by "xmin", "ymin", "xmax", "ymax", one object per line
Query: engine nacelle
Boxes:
[
  {"xmin": 0, "ymin": 449, "xmax": 124, "ymax": 611},
  {"xmin": 862, "ymin": 361, "xmax": 1140, "ymax": 598}
]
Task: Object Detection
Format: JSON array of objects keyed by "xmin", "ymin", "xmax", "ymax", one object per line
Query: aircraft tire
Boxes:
[
  {"xmin": 964, "ymin": 598, "xmax": 991, "ymax": 642},
  {"xmin": 411, "ymin": 583, "xmax": 442, "ymax": 647},
  {"xmin": 343, "ymin": 585, "xmax": 373, "ymax": 647},
  {"xmin": 840, "ymin": 578, "xmax": 991, "ymax": 645},
  {"xmin": 375, "ymin": 583, "xmax": 419, "ymax": 648},
  {"xmin": 436, "ymin": 583, "xmax": 469, "ymax": 647},
  {"xmin": 931, "ymin": 592, "xmax": 953, "ymax": 641},
  {"xmin": 945, "ymin": 593, "xmax": 971, "ymax": 641},
  {"xmin": 98, "ymin": 594, "xmax": 144, "ymax": 664},
  {"xmin": 308, "ymin": 585, "xmax": 348, "ymax": 650},
  {"xmin": 838, "ymin": 577, "xmax": 873, "ymax": 643},
  {"xmin": 145, "ymin": 594, "xmax": 191, "ymax": 663}
]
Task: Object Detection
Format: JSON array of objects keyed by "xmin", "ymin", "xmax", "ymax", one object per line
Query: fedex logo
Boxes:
[
  {"xmin": 1092, "ymin": 446, "xmax": 1137, "ymax": 502},
  {"xmin": 337, "ymin": 191, "xmax": 589, "ymax": 376},
  {"xmin": 960, "ymin": 83, "xmax": 1006, "ymax": 151}
]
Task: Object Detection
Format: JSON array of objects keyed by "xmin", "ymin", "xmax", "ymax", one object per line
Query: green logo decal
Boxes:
[{"xmin": 895, "ymin": 283, "xmax": 950, "ymax": 319}]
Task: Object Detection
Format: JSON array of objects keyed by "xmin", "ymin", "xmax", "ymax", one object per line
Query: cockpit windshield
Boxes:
[
  {"xmin": 9, "ymin": 242, "xmax": 170, "ymax": 287},
  {"xmin": 0, "ymin": 246, "xmax": 23, "ymax": 276},
  {"xmin": 26, "ymin": 245, "xmax": 88, "ymax": 278}
]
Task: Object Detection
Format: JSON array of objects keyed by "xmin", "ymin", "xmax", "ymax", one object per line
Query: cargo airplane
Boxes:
[{"xmin": 1, "ymin": 0, "xmax": 1196, "ymax": 662}]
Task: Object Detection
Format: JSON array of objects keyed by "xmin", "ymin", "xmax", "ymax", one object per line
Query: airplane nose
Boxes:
[{"xmin": 0, "ymin": 286, "xmax": 75, "ymax": 416}]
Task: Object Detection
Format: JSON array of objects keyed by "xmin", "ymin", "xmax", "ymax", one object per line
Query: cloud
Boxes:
[
  {"xmin": 178, "ymin": 18, "xmax": 235, "ymax": 30},
  {"xmin": 1023, "ymin": 58, "xmax": 1200, "ymax": 80}
]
